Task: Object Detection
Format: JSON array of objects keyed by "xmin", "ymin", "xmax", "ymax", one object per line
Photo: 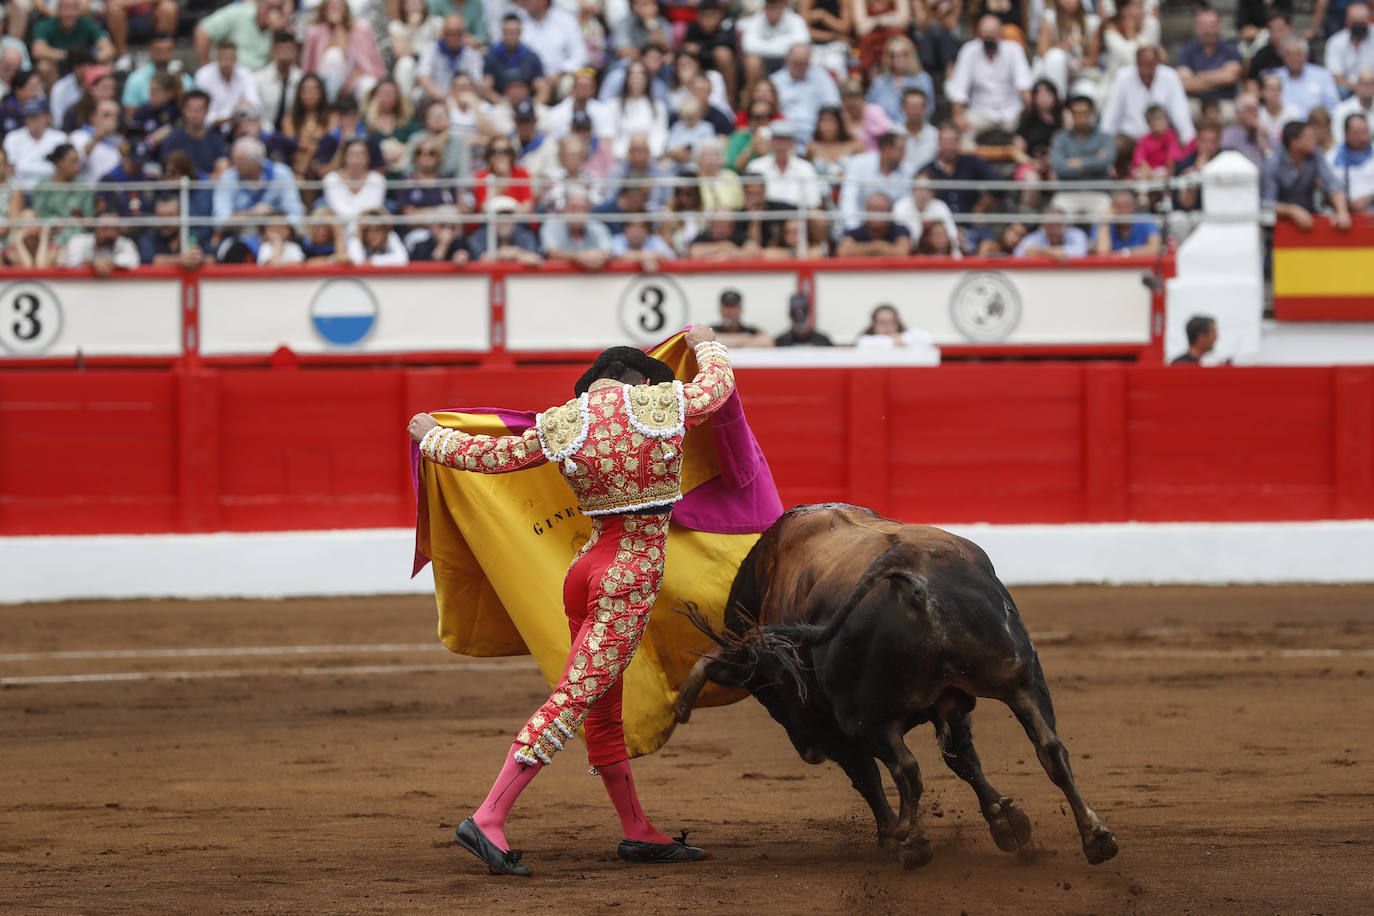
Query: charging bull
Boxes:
[{"xmin": 675, "ymin": 503, "xmax": 1118, "ymax": 869}]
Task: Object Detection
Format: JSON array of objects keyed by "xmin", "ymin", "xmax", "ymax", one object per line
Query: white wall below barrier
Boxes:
[
  {"xmin": 814, "ymin": 267, "xmax": 1153, "ymax": 345},
  {"xmin": 4, "ymin": 520, "xmax": 1372, "ymax": 604},
  {"xmin": 197, "ymin": 275, "xmax": 491, "ymax": 355},
  {"xmin": 0, "ymin": 277, "xmax": 182, "ymax": 357}
]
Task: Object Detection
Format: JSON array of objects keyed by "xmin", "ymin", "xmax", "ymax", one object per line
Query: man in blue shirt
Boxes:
[
  {"xmin": 1014, "ymin": 205, "xmax": 1091, "ymax": 258},
  {"xmin": 1262, "ymin": 119, "xmax": 1352, "ymax": 229},
  {"xmin": 1093, "ymin": 190, "xmax": 1162, "ymax": 255},
  {"xmin": 1175, "ymin": 6, "xmax": 1244, "ymax": 119},
  {"xmin": 769, "ymin": 43, "xmax": 840, "ymax": 145},
  {"xmin": 927, "ymin": 122, "xmax": 998, "ymax": 215},
  {"xmin": 1270, "ymin": 35, "xmax": 1341, "ymax": 117},
  {"xmin": 160, "ymin": 90, "xmax": 229, "ymax": 177},
  {"xmin": 213, "ymin": 135, "xmax": 304, "ymax": 234},
  {"xmin": 483, "ymin": 13, "xmax": 543, "ymax": 100}
]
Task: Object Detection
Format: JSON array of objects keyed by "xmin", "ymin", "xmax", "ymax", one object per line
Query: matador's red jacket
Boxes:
[{"xmin": 417, "ymin": 341, "xmax": 735, "ymax": 514}]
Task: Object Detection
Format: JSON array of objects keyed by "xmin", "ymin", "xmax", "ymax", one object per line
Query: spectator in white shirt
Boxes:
[
  {"xmin": 855, "ymin": 303, "xmax": 935, "ymax": 349},
  {"xmin": 893, "ymin": 173, "xmax": 960, "ymax": 251},
  {"xmin": 70, "ymin": 98, "xmax": 123, "ymax": 182},
  {"xmin": 739, "ymin": 0, "xmax": 811, "ymax": 88},
  {"xmin": 1259, "ymin": 70, "xmax": 1304, "ymax": 149},
  {"xmin": 1100, "ymin": 45, "xmax": 1196, "ymax": 146},
  {"xmin": 257, "ymin": 217, "xmax": 307, "ymax": 265},
  {"xmin": 1332, "ymin": 70, "xmax": 1374, "ymax": 145},
  {"xmin": 348, "ymin": 210, "xmax": 410, "ymax": 265},
  {"xmin": 607, "ymin": 59, "xmax": 670, "ymax": 158},
  {"xmin": 947, "ymin": 14, "xmax": 1034, "ymax": 146},
  {"xmin": 322, "ymin": 138, "xmax": 386, "ymax": 235},
  {"xmin": 545, "ymin": 68, "xmax": 616, "ymax": 141},
  {"xmin": 745, "ymin": 119, "xmax": 824, "ymax": 208},
  {"xmin": 744, "ymin": 118, "xmax": 828, "ymax": 242},
  {"xmin": 769, "ymin": 43, "xmax": 841, "ymax": 145},
  {"xmin": 900, "ymin": 87, "xmax": 938, "ymax": 174},
  {"xmin": 839, "ymin": 129, "xmax": 912, "ymax": 228},
  {"xmin": 60, "ymin": 215, "xmax": 140, "ymax": 273},
  {"xmin": 255, "ymin": 30, "xmax": 303, "ymax": 132},
  {"xmin": 196, "ymin": 41, "xmax": 264, "ymax": 128},
  {"xmin": 3, "ymin": 99, "xmax": 68, "ymax": 190},
  {"xmin": 517, "ymin": 0, "xmax": 586, "ymax": 102},
  {"xmin": 1325, "ymin": 3, "xmax": 1374, "ymax": 97},
  {"xmin": 1329, "ymin": 111, "xmax": 1374, "ymax": 210},
  {"xmin": 416, "ymin": 14, "xmax": 485, "ymax": 103}
]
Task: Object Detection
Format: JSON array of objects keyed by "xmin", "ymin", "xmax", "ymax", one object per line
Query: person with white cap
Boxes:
[
  {"xmin": 467, "ymin": 194, "xmax": 542, "ymax": 265},
  {"xmin": 743, "ymin": 118, "xmax": 824, "ymax": 234},
  {"xmin": 3, "ymin": 98, "xmax": 67, "ymax": 189}
]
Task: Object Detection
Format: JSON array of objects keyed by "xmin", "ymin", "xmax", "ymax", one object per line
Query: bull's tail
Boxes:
[{"xmin": 792, "ymin": 540, "xmax": 927, "ymax": 647}]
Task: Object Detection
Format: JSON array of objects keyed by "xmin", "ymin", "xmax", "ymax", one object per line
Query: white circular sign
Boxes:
[
  {"xmin": 949, "ymin": 271, "xmax": 1023, "ymax": 343},
  {"xmin": 309, "ymin": 277, "xmax": 379, "ymax": 347},
  {"xmin": 0, "ymin": 281, "xmax": 63, "ymax": 355},
  {"xmin": 616, "ymin": 274, "xmax": 688, "ymax": 345}
]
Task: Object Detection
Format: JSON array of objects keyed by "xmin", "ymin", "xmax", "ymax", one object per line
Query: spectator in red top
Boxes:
[
  {"xmin": 472, "ymin": 136, "xmax": 533, "ymax": 213},
  {"xmin": 1131, "ymin": 104, "xmax": 1185, "ymax": 178}
]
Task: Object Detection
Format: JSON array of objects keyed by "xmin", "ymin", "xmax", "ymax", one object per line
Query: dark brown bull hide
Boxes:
[{"xmin": 676, "ymin": 503, "xmax": 1118, "ymax": 869}]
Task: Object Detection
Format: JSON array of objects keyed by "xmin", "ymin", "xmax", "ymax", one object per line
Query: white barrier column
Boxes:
[{"xmin": 1164, "ymin": 151, "xmax": 1263, "ymax": 364}]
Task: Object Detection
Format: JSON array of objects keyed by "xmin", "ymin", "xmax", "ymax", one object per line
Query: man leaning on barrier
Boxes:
[{"xmin": 1262, "ymin": 119, "xmax": 1352, "ymax": 231}]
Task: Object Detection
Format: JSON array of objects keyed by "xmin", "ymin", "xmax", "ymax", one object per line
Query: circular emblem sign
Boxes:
[
  {"xmin": 0, "ymin": 281, "xmax": 63, "ymax": 355},
  {"xmin": 949, "ymin": 271, "xmax": 1023, "ymax": 343},
  {"xmin": 617, "ymin": 274, "xmax": 688, "ymax": 345},
  {"xmin": 309, "ymin": 277, "xmax": 379, "ymax": 346}
]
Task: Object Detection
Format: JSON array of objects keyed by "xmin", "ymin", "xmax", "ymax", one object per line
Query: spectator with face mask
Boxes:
[
  {"xmin": 1325, "ymin": 3, "xmax": 1374, "ymax": 97},
  {"xmin": 946, "ymin": 14, "xmax": 1033, "ymax": 146}
]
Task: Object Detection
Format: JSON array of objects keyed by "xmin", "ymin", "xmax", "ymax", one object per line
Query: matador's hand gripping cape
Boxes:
[{"xmin": 410, "ymin": 332, "xmax": 784, "ymax": 757}]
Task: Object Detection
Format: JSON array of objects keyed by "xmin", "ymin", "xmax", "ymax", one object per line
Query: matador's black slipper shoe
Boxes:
[
  {"xmin": 455, "ymin": 817, "xmax": 532, "ymax": 876},
  {"xmin": 617, "ymin": 830, "xmax": 708, "ymax": 863}
]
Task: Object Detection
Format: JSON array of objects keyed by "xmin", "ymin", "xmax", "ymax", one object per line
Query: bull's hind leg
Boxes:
[
  {"xmin": 873, "ymin": 726, "xmax": 933, "ymax": 869},
  {"xmin": 1007, "ymin": 681, "xmax": 1119, "ymax": 865},
  {"xmin": 833, "ymin": 750, "xmax": 899, "ymax": 849},
  {"xmin": 932, "ymin": 692, "xmax": 1032, "ymax": 856}
]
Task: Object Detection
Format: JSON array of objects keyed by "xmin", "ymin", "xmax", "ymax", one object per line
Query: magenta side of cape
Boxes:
[{"xmin": 410, "ymin": 397, "xmax": 782, "ymax": 576}]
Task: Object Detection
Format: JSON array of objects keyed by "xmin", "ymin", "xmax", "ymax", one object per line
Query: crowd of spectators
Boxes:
[{"xmin": 0, "ymin": 0, "xmax": 1366, "ymax": 270}]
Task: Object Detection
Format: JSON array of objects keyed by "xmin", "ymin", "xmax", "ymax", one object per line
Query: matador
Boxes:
[{"xmin": 408, "ymin": 325, "xmax": 734, "ymax": 876}]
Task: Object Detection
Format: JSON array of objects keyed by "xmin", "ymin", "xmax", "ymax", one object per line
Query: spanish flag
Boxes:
[{"xmin": 411, "ymin": 332, "xmax": 784, "ymax": 757}]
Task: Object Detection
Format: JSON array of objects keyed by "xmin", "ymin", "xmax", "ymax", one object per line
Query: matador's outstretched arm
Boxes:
[{"xmin": 414, "ymin": 421, "xmax": 548, "ymax": 474}]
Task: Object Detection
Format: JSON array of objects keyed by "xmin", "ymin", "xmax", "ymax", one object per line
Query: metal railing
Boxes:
[{"xmin": 1, "ymin": 171, "xmax": 1270, "ymax": 262}]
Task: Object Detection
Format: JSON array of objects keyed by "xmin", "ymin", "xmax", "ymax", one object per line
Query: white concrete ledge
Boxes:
[{"xmin": 2, "ymin": 520, "xmax": 1373, "ymax": 604}]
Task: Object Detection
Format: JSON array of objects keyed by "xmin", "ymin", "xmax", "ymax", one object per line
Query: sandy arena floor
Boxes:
[{"xmin": 2, "ymin": 586, "xmax": 1372, "ymax": 914}]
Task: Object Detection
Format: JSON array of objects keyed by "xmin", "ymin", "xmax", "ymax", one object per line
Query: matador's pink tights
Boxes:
[
  {"xmin": 598, "ymin": 758, "xmax": 672, "ymax": 844},
  {"xmin": 472, "ymin": 743, "xmax": 542, "ymax": 851}
]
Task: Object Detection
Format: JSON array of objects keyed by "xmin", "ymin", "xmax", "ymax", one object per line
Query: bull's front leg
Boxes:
[
  {"xmin": 873, "ymin": 727, "xmax": 934, "ymax": 869},
  {"xmin": 833, "ymin": 749, "xmax": 900, "ymax": 849}
]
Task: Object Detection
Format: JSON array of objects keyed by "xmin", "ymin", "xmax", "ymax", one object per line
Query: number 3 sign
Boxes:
[
  {"xmin": 616, "ymin": 274, "xmax": 688, "ymax": 345},
  {"xmin": 0, "ymin": 282, "xmax": 62, "ymax": 355}
]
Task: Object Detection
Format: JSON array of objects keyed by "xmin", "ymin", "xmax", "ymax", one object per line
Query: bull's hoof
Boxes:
[
  {"xmin": 1082, "ymin": 827, "xmax": 1119, "ymax": 865},
  {"xmin": 898, "ymin": 836, "xmax": 934, "ymax": 870},
  {"xmin": 986, "ymin": 798, "xmax": 1033, "ymax": 853}
]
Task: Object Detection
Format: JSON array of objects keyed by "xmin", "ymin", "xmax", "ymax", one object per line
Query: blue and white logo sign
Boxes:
[{"xmin": 309, "ymin": 278, "xmax": 379, "ymax": 346}]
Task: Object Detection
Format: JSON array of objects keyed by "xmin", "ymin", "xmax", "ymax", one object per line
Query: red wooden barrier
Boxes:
[{"xmin": 2, "ymin": 363, "xmax": 1371, "ymax": 536}]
